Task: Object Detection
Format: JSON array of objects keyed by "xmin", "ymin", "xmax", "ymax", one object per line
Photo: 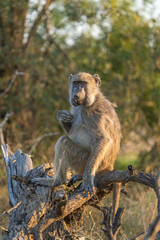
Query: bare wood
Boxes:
[
  {"xmin": 93, "ymin": 205, "xmax": 125, "ymax": 240},
  {"xmin": 143, "ymin": 215, "xmax": 160, "ymax": 240},
  {"xmin": 94, "ymin": 166, "xmax": 156, "ymax": 190},
  {"xmin": 27, "ymin": 166, "xmax": 156, "ymax": 237},
  {"xmin": 0, "ymin": 71, "xmax": 25, "ymax": 98},
  {"xmin": 0, "ymin": 113, "xmax": 13, "ymax": 129},
  {"xmin": 113, "ymin": 208, "xmax": 125, "ymax": 237},
  {"xmin": 1, "ymin": 144, "xmax": 16, "ymax": 206},
  {"xmin": 0, "ymin": 113, "xmax": 13, "ymax": 145},
  {"xmin": 0, "ymin": 201, "xmax": 22, "ymax": 218},
  {"xmin": 0, "ymin": 226, "xmax": 8, "ymax": 233},
  {"xmin": 1, "ymin": 144, "xmax": 159, "ymax": 239},
  {"xmin": 102, "ymin": 207, "xmax": 115, "ymax": 240},
  {"xmin": 143, "ymin": 170, "xmax": 160, "ymax": 239},
  {"xmin": 1, "ymin": 146, "xmax": 33, "ymax": 208},
  {"xmin": 28, "ymin": 190, "xmax": 94, "ymax": 236},
  {"xmin": 131, "ymin": 232, "xmax": 145, "ymax": 240}
]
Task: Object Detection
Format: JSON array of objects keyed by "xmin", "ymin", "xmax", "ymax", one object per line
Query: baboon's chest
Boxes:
[{"xmin": 68, "ymin": 112, "xmax": 92, "ymax": 149}]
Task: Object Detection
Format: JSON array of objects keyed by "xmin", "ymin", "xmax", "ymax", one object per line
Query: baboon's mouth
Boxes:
[{"xmin": 72, "ymin": 99, "xmax": 83, "ymax": 106}]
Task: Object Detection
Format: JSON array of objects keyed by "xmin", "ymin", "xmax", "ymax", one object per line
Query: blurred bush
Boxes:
[{"xmin": 0, "ymin": 0, "xmax": 159, "ymax": 170}]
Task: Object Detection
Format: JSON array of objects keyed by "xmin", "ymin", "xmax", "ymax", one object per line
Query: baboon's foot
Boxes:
[{"xmin": 67, "ymin": 174, "xmax": 82, "ymax": 187}]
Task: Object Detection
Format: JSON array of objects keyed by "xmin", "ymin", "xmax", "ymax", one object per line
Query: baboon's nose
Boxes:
[{"xmin": 74, "ymin": 94, "xmax": 79, "ymax": 100}]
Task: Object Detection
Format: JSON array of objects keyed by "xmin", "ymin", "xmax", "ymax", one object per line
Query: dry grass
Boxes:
[
  {"xmin": 79, "ymin": 183, "xmax": 157, "ymax": 240},
  {"xmin": 120, "ymin": 184, "xmax": 157, "ymax": 239},
  {"xmin": 0, "ymin": 184, "xmax": 9, "ymax": 238}
]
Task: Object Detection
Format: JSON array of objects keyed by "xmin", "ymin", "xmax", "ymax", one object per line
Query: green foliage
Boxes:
[{"xmin": 0, "ymin": 0, "xmax": 159, "ymax": 168}]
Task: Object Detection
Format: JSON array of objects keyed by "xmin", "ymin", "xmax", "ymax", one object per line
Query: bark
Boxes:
[{"xmin": 1, "ymin": 145, "xmax": 160, "ymax": 240}]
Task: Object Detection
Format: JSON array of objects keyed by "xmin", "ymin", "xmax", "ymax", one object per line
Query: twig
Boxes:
[
  {"xmin": 113, "ymin": 208, "xmax": 125, "ymax": 237},
  {"xmin": 0, "ymin": 113, "xmax": 13, "ymax": 153},
  {"xmin": 0, "ymin": 71, "xmax": 25, "ymax": 98},
  {"xmin": 0, "ymin": 113, "xmax": 13, "ymax": 129},
  {"xmin": 101, "ymin": 207, "xmax": 115, "ymax": 240},
  {"xmin": 0, "ymin": 226, "xmax": 8, "ymax": 233},
  {"xmin": 131, "ymin": 232, "xmax": 145, "ymax": 240},
  {"xmin": 143, "ymin": 215, "xmax": 160, "ymax": 240},
  {"xmin": 1, "ymin": 144, "xmax": 16, "ymax": 206},
  {"xmin": 0, "ymin": 201, "xmax": 22, "ymax": 219},
  {"xmin": 28, "ymin": 132, "xmax": 59, "ymax": 154}
]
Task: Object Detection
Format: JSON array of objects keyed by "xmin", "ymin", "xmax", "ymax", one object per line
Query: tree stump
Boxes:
[{"xmin": 1, "ymin": 144, "xmax": 160, "ymax": 240}]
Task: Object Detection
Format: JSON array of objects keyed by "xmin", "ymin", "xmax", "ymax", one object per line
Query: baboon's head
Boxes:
[{"xmin": 69, "ymin": 72, "xmax": 101, "ymax": 107}]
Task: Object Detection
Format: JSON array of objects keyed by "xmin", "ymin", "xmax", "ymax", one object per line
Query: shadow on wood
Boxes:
[{"xmin": 1, "ymin": 144, "xmax": 160, "ymax": 240}]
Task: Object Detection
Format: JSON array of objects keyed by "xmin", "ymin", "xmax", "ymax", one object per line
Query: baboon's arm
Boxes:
[
  {"xmin": 57, "ymin": 110, "xmax": 73, "ymax": 133},
  {"xmin": 61, "ymin": 121, "xmax": 72, "ymax": 133}
]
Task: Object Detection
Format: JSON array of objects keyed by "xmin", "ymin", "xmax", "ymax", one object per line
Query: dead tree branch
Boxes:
[
  {"xmin": 131, "ymin": 232, "xmax": 145, "ymax": 240},
  {"xmin": 1, "ymin": 145, "xmax": 33, "ymax": 208},
  {"xmin": 143, "ymin": 215, "xmax": 160, "ymax": 240},
  {"xmin": 0, "ymin": 113, "xmax": 13, "ymax": 129},
  {"xmin": 1, "ymin": 145, "xmax": 160, "ymax": 240},
  {"xmin": 94, "ymin": 165, "xmax": 156, "ymax": 190},
  {"xmin": 0, "ymin": 201, "xmax": 22, "ymax": 219},
  {"xmin": 0, "ymin": 71, "xmax": 25, "ymax": 98},
  {"xmin": 1, "ymin": 145, "xmax": 16, "ymax": 206},
  {"xmin": 92, "ymin": 205, "xmax": 125, "ymax": 240},
  {"xmin": 27, "ymin": 165, "xmax": 157, "ymax": 238},
  {"xmin": 0, "ymin": 113, "xmax": 13, "ymax": 145},
  {"xmin": 28, "ymin": 132, "xmax": 59, "ymax": 154}
]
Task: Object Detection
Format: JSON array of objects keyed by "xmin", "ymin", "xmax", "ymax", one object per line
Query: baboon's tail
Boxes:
[{"xmin": 112, "ymin": 182, "xmax": 121, "ymax": 223}]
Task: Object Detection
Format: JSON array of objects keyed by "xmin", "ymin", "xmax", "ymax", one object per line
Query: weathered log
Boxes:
[{"xmin": 1, "ymin": 144, "xmax": 160, "ymax": 240}]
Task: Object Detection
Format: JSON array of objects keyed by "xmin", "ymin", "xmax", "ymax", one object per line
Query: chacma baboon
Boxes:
[{"xmin": 33, "ymin": 72, "xmax": 121, "ymax": 217}]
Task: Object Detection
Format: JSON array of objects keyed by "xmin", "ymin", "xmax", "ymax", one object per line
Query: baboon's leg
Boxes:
[
  {"xmin": 54, "ymin": 136, "xmax": 90, "ymax": 185},
  {"xmin": 31, "ymin": 136, "xmax": 90, "ymax": 187}
]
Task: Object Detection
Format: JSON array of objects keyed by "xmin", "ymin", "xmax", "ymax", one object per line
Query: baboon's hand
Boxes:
[
  {"xmin": 57, "ymin": 110, "xmax": 73, "ymax": 123},
  {"xmin": 82, "ymin": 176, "xmax": 96, "ymax": 197}
]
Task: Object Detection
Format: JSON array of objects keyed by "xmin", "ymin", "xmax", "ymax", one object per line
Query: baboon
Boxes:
[{"xmin": 33, "ymin": 72, "xmax": 121, "ymax": 217}]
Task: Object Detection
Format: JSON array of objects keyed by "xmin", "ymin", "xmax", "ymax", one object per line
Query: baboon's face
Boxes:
[{"xmin": 69, "ymin": 72, "xmax": 101, "ymax": 107}]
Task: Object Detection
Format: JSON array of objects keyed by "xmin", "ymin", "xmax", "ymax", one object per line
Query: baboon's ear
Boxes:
[
  {"xmin": 68, "ymin": 74, "xmax": 73, "ymax": 81},
  {"xmin": 93, "ymin": 74, "xmax": 101, "ymax": 87}
]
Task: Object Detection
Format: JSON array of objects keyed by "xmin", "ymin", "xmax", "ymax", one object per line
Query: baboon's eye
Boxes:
[
  {"xmin": 73, "ymin": 81, "xmax": 79, "ymax": 85},
  {"xmin": 73, "ymin": 81, "xmax": 87, "ymax": 86},
  {"xmin": 81, "ymin": 81, "xmax": 87, "ymax": 85}
]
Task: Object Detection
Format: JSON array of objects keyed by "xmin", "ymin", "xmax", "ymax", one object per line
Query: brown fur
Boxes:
[{"xmin": 33, "ymin": 72, "xmax": 122, "ymax": 218}]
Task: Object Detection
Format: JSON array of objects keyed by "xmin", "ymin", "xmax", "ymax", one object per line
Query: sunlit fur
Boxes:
[
  {"xmin": 33, "ymin": 72, "xmax": 122, "ymax": 217},
  {"xmin": 54, "ymin": 72, "xmax": 121, "ymax": 182}
]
